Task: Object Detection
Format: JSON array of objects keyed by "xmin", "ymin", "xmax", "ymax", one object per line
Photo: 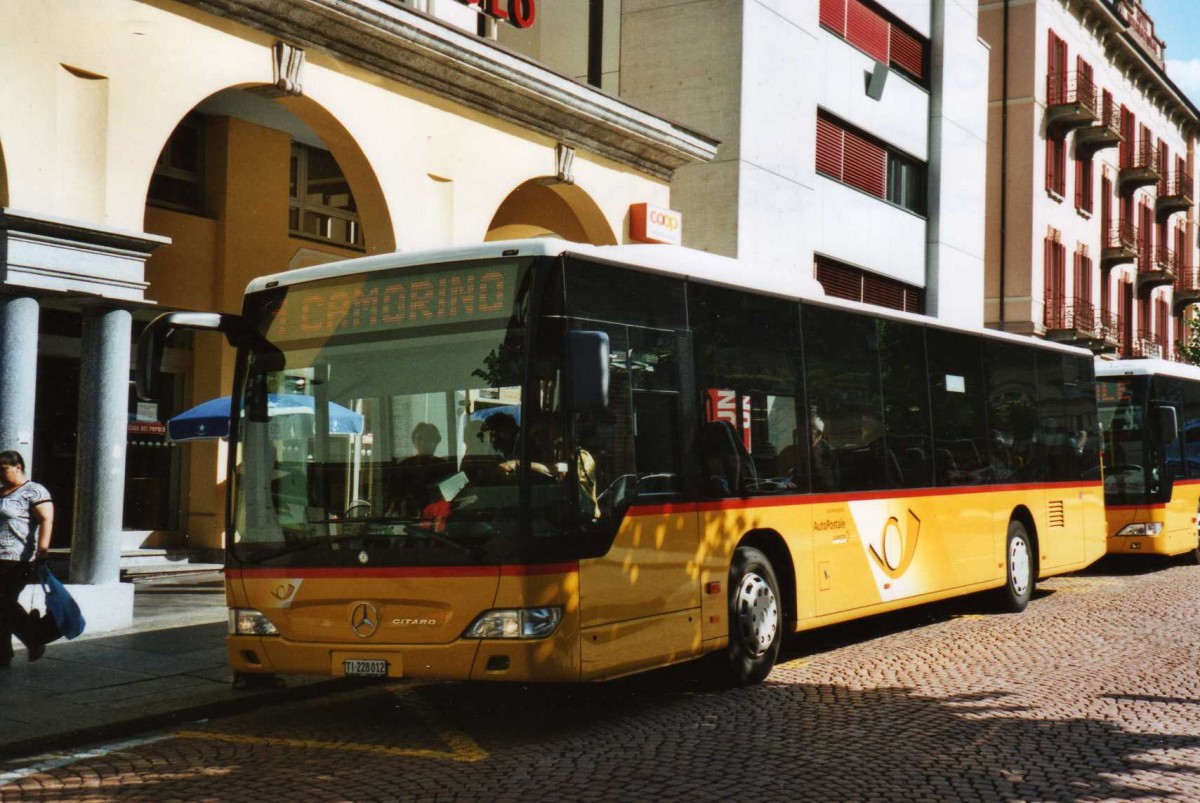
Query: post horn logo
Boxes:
[
  {"xmin": 350, "ymin": 602, "xmax": 380, "ymax": 638},
  {"xmin": 868, "ymin": 509, "xmax": 921, "ymax": 579}
]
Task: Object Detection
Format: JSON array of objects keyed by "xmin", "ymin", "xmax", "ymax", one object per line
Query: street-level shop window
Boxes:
[
  {"xmin": 148, "ymin": 114, "xmax": 206, "ymax": 215},
  {"xmin": 289, "ymin": 143, "xmax": 365, "ymax": 250}
]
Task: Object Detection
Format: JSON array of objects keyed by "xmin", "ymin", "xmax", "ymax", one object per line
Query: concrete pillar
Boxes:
[
  {"xmin": 70, "ymin": 305, "xmax": 131, "ymax": 586},
  {"xmin": 0, "ymin": 295, "xmax": 40, "ymax": 473}
]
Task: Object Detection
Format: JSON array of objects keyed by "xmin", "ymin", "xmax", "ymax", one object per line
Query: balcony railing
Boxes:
[
  {"xmin": 1077, "ymin": 96, "xmax": 1123, "ymax": 154},
  {"xmin": 1097, "ymin": 310, "xmax": 1123, "ymax": 350},
  {"xmin": 1044, "ymin": 296, "xmax": 1099, "ymax": 336},
  {"xmin": 1132, "ymin": 330, "xmax": 1164, "ymax": 359},
  {"xmin": 1101, "ymin": 221, "xmax": 1139, "ymax": 269},
  {"xmin": 1121, "ymin": 139, "xmax": 1159, "ymax": 172},
  {"xmin": 1046, "ymin": 72, "xmax": 1098, "ymax": 134},
  {"xmin": 1175, "ymin": 266, "xmax": 1200, "ymax": 313},
  {"xmin": 1154, "ymin": 244, "xmax": 1177, "ymax": 271},
  {"xmin": 1157, "ymin": 169, "xmax": 1194, "ymax": 220}
]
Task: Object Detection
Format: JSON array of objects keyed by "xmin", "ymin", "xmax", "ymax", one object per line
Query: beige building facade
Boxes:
[
  {"xmin": 0, "ymin": 0, "xmax": 715, "ymax": 627},
  {"xmin": 979, "ymin": 0, "xmax": 1199, "ymax": 357}
]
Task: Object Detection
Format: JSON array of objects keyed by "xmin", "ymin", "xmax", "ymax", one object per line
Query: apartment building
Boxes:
[
  {"xmin": 979, "ymin": 0, "xmax": 1199, "ymax": 359},
  {"xmin": 0, "ymin": 0, "xmax": 715, "ymax": 629},
  {"xmin": 617, "ymin": 0, "xmax": 989, "ymax": 328}
]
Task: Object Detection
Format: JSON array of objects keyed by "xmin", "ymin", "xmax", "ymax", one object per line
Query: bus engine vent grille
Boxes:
[{"xmin": 1048, "ymin": 500, "xmax": 1065, "ymax": 528}]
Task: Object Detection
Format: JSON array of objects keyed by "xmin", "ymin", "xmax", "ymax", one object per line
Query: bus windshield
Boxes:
[
  {"xmin": 228, "ymin": 257, "xmax": 582, "ymax": 568},
  {"xmin": 1098, "ymin": 376, "xmax": 1155, "ymax": 504}
]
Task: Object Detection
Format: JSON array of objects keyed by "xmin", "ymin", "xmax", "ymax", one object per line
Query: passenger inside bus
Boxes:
[{"xmin": 385, "ymin": 422, "xmax": 456, "ymax": 517}]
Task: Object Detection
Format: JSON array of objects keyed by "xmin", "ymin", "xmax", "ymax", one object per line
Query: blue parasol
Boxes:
[{"xmin": 167, "ymin": 395, "xmax": 364, "ymax": 442}]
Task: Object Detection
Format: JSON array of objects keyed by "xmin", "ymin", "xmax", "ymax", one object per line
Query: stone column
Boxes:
[
  {"xmin": 70, "ymin": 305, "xmax": 132, "ymax": 586},
  {"xmin": 0, "ymin": 295, "xmax": 40, "ymax": 473}
]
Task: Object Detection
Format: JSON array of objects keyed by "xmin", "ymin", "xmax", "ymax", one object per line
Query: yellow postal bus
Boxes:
[
  {"xmin": 1097, "ymin": 359, "xmax": 1200, "ymax": 560},
  {"xmin": 137, "ymin": 240, "xmax": 1106, "ymax": 685}
]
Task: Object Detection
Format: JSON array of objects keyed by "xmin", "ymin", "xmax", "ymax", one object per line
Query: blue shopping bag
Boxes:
[{"xmin": 36, "ymin": 564, "xmax": 86, "ymax": 640}]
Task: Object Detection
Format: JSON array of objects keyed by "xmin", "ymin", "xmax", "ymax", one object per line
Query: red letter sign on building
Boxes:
[
  {"xmin": 455, "ymin": 0, "xmax": 536, "ymax": 28},
  {"xmin": 629, "ymin": 203, "xmax": 683, "ymax": 246}
]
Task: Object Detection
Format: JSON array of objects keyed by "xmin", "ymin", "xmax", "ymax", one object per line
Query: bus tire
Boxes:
[
  {"xmin": 1000, "ymin": 519, "xmax": 1034, "ymax": 613},
  {"xmin": 724, "ymin": 546, "xmax": 782, "ymax": 685}
]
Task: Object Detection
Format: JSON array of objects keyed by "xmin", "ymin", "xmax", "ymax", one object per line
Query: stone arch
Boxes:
[
  {"xmin": 140, "ymin": 87, "xmax": 395, "ymax": 255},
  {"xmin": 486, "ymin": 180, "xmax": 617, "ymax": 245}
]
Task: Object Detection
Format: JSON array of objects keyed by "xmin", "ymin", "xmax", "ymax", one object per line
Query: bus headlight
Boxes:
[
  {"xmin": 464, "ymin": 607, "xmax": 563, "ymax": 639},
  {"xmin": 1117, "ymin": 523, "xmax": 1163, "ymax": 537},
  {"xmin": 229, "ymin": 608, "xmax": 279, "ymax": 636}
]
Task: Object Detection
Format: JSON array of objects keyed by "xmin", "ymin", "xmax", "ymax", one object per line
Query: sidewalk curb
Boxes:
[{"xmin": 0, "ymin": 676, "xmax": 365, "ymax": 761}]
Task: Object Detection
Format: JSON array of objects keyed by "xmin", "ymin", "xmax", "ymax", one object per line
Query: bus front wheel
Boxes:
[
  {"xmin": 1000, "ymin": 520, "xmax": 1033, "ymax": 613},
  {"xmin": 723, "ymin": 546, "xmax": 782, "ymax": 685}
]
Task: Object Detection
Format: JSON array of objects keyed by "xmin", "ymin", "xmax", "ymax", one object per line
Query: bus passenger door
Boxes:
[{"xmin": 576, "ymin": 325, "xmax": 703, "ymax": 680}]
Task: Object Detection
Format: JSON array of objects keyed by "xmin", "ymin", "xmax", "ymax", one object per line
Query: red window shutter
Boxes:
[
  {"xmin": 1121, "ymin": 107, "xmax": 1134, "ymax": 167},
  {"xmin": 847, "ymin": 0, "xmax": 889, "ymax": 63},
  {"xmin": 1046, "ymin": 138, "xmax": 1058, "ymax": 194},
  {"xmin": 842, "ymin": 130, "xmax": 886, "ymax": 197},
  {"xmin": 889, "ymin": 25, "xmax": 924, "ymax": 80},
  {"xmin": 815, "ymin": 260, "xmax": 863, "ymax": 302},
  {"xmin": 862, "ymin": 274, "xmax": 904, "ymax": 310},
  {"xmin": 819, "ymin": 0, "xmax": 847, "ymax": 36},
  {"xmin": 1101, "ymin": 270, "xmax": 1111, "ymax": 315},
  {"xmin": 1080, "ymin": 154, "xmax": 1089, "ymax": 208},
  {"xmin": 1101, "ymin": 175, "xmax": 1112, "ymax": 231},
  {"xmin": 815, "ymin": 116, "xmax": 844, "ymax": 180},
  {"xmin": 1082, "ymin": 256, "xmax": 1093, "ymax": 305}
]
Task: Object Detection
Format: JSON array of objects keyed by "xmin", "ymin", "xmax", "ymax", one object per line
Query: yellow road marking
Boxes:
[{"xmin": 174, "ymin": 686, "xmax": 488, "ymax": 763}]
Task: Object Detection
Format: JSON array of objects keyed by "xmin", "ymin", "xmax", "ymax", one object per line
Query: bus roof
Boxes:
[
  {"xmin": 244, "ymin": 238, "xmax": 1091, "ymax": 357},
  {"xmin": 1095, "ymin": 358, "xmax": 1200, "ymax": 382}
]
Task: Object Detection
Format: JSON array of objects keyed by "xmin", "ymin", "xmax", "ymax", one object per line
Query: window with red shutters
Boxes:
[
  {"xmin": 1156, "ymin": 297, "xmax": 1168, "ymax": 345},
  {"xmin": 815, "ymin": 116, "xmax": 844, "ymax": 180},
  {"xmin": 1046, "ymin": 136, "xmax": 1065, "ymax": 197},
  {"xmin": 1075, "ymin": 155, "xmax": 1093, "ymax": 213},
  {"xmin": 820, "ymin": 0, "xmax": 847, "ymax": 36},
  {"xmin": 847, "ymin": 0, "xmax": 889, "ymax": 63},
  {"xmin": 814, "ymin": 257, "xmax": 924, "ymax": 314},
  {"xmin": 843, "ymin": 129, "xmax": 887, "ymax": 197},
  {"xmin": 1044, "ymin": 238, "xmax": 1066, "ymax": 303},
  {"xmin": 1074, "ymin": 251, "xmax": 1092, "ymax": 305},
  {"xmin": 1101, "ymin": 266, "xmax": 1112, "ymax": 315},
  {"xmin": 1120, "ymin": 107, "xmax": 1134, "ymax": 167},
  {"xmin": 889, "ymin": 24, "xmax": 924, "ymax": 80}
]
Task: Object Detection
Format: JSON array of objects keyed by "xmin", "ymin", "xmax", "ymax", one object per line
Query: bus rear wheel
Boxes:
[
  {"xmin": 999, "ymin": 519, "xmax": 1033, "ymax": 613},
  {"xmin": 723, "ymin": 546, "xmax": 782, "ymax": 686}
]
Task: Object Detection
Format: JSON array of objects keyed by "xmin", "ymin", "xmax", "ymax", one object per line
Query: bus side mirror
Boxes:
[
  {"xmin": 1156, "ymin": 404, "xmax": 1180, "ymax": 445},
  {"xmin": 568, "ymin": 331, "xmax": 610, "ymax": 411},
  {"xmin": 136, "ymin": 312, "xmax": 247, "ymax": 401}
]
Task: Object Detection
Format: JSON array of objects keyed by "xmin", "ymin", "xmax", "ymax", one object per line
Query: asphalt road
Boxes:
[{"xmin": 4, "ymin": 554, "xmax": 1200, "ymax": 802}]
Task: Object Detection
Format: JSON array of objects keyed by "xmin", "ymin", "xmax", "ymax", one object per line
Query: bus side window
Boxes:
[
  {"xmin": 801, "ymin": 305, "xmax": 886, "ymax": 493},
  {"xmin": 927, "ymin": 329, "xmax": 989, "ymax": 486}
]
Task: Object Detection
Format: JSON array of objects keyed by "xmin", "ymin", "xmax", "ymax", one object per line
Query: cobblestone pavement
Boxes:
[{"xmin": 4, "ymin": 556, "xmax": 1200, "ymax": 802}]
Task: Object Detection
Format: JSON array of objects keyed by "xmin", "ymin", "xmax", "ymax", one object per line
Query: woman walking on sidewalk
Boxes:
[{"xmin": 0, "ymin": 450, "xmax": 53, "ymax": 666}]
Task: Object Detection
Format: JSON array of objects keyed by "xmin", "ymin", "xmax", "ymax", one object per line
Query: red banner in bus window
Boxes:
[{"xmin": 706, "ymin": 389, "xmax": 751, "ymax": 451}]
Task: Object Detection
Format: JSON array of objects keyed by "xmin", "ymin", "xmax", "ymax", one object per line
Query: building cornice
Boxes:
[
  {"xmin": 175, "ymin": 0, "xmax": 720, "ymax": 180},
  {"xmin": 1076, "ymin": 0, "xmax": 1200, "ymax": 133}
]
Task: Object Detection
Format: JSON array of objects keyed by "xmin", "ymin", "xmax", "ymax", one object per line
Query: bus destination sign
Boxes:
[{"xmin": 264, "ymin": 263, "xmax": 520, "ymax": 342}]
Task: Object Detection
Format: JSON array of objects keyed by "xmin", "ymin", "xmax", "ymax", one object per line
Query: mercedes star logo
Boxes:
[{"xmin": 350, "ymin": 602, "xmax": 379, "ymax": 638}]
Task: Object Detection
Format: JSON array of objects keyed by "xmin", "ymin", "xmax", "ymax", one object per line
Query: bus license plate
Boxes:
[{"xmin": 344, "ymin": 659, "xmax": 388, "ymax": 677}]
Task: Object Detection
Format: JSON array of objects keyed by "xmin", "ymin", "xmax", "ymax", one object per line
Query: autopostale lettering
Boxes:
[{"xmin": 269, "ymin": 268, "xmax": 510, "ymax": 340}]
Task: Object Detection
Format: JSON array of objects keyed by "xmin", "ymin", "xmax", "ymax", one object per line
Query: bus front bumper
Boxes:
[{"xmin": 228, "ymin": 634, "xmax": 581, "ymax": 683}]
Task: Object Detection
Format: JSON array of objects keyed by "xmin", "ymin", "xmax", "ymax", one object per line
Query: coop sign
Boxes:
[
  {"xmin": 456, "ymin": 0, "xmax": 536, "ymax": 29},
  {"xmin": 629, "ymin": 203, "xmax": 683, "ymax": 246}
]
